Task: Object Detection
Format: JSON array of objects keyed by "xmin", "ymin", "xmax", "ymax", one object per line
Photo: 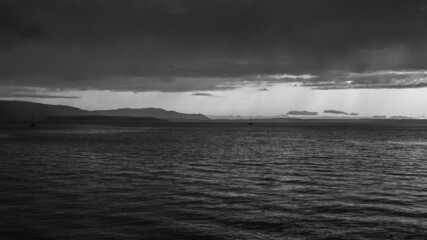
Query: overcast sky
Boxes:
[{"xmin": 1, "ymin": 0, "xmax": 427, "ymax": 116}]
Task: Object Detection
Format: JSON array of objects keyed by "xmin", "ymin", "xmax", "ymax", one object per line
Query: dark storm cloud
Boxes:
[
  {"xmin": 287, "ymin": 111, "xmax": 318, "ymax": 116},
  {"xmin": 324, "ymin": 110, "xmax": 348, "ymax": 115},
  {"xmin": 1, "ymin": 0, "xmax": 427, "ymax": 92},
  {"xmin": 191, "ymin": 92, "xmax": 215, "ymax": 97},
  {"xmin": 0, "ymin": 0, "xmax": 46, "ymax": 48},
  {"xmin": 0, "ymin": 74, "xmax": 241, "ymax": 92}
]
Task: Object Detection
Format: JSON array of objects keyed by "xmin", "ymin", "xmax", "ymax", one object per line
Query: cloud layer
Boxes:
[
  {"xmin": 191, "ymin": 92, "xmax": 216, "ymax": 97},
  {"xmin": 324, "ymin": 110, "xmax": 348, "ymax": 115},
  {"xmin": 0, "ymin": 87, "xmax": 79, "ymax": 99},
  {"xmin": 303, "ymin": 70, "xmax": 427, "ymax": 89},
  {"xmin": 1, "ymin": 0, "xmax": 427, "ymax": 92},
  {"xmin": 287, "ymin": 111, "xmax": 318, "ymax": 116}
]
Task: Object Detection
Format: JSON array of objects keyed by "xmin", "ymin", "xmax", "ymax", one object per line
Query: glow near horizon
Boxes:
[{"xmin": 2, "ymin": 83, "xmax": 427, "ymax": 118}]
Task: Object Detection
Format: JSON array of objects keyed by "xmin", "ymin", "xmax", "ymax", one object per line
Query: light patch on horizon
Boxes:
[{"xmin": 4, "ymin": 83, "xmax": 427, "ymax": 118}]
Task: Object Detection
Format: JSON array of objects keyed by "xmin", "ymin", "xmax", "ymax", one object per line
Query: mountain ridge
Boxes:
[
  {"xmin": 0, "ymin": 101, "xmax": 210, "ymax": 121},
  {"xmin": 93, "ymin": 108, "xmax": 209, "ymax": 121}
]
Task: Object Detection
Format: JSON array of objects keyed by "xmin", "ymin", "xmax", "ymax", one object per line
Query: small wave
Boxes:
[{"xmin": 387, "ymin": 140, "xmax": 427, "ymax": 146}]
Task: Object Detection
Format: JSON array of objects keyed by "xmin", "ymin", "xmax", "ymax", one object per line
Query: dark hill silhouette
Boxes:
[
  {"xmin": 0, "ymin": 101, "xmax": 89, "ymax": 121},
  {"xmin": 46, "ymin": 115, "xmax": 166, "ymax": 122},
  {"xmin": 93, "ymin": 108, "xmax": 209, "ymax": 121},
  {"xmin": 0, "ymin": 101, "xmax": 210, "ymax": 121}
]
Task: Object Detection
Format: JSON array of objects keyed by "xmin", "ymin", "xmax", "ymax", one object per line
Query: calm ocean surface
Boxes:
[{"xmin": 1, "ymin": 122, "xmax": 427, "ymax": 239}]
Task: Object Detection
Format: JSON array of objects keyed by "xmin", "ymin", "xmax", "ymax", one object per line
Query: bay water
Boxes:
[{"xmin": 1, "ymin": 122, "xmax": 426, "ymax": 239}]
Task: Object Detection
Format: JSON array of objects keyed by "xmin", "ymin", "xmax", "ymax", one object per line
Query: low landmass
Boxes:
[{"xmin": 211, "ymin": 118, "xmax": 427, "ymax": 127}]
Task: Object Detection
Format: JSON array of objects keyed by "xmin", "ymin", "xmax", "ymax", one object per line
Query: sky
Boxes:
[{"xmin": 1, "ymin": 0, "xmax": 427, "ymax": 117}]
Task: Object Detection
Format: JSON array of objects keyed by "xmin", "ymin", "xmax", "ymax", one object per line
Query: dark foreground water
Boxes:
[{"xmin": 1, "ymin": 122, "xmax": 427, "ymax": 240}]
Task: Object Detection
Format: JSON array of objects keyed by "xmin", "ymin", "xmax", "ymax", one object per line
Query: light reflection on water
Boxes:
[{"xmin": 0, "ymin": 122, "xmax": 427, "ymax": 239}]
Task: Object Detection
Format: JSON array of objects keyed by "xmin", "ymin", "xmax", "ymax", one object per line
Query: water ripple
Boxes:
[{"xmin": 1, "ymin": 122, "xmax": 427, "ymax": 239}]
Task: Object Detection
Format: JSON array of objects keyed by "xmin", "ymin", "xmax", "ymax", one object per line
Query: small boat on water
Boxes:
[
  {"xmin": 30, "ymin": 112, "xmax": 36, "ymax": 127},
  {"xmin": 248, "ymin": 117, "xmax": 254, "ymax": 125}
]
